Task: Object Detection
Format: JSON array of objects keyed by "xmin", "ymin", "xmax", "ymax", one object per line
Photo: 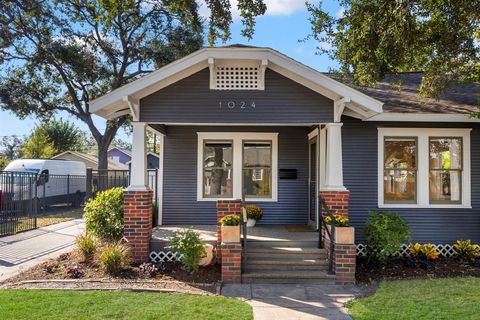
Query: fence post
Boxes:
[
  {"xmin": 67, "ymin": 174, "xmax": 70, "ymax": 206},
  {"xmin": 86, "ymin": 168, "xmax": 92, "ymax": 201}
]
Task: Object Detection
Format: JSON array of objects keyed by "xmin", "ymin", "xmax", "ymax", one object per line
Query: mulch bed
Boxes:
[
  {"xmin": 2, "ymin": 251, "xmax": 220, "ymax": 295},
  {"xmin": 357, "ymin": 256, "xmax": 480, "ymax": 283}
]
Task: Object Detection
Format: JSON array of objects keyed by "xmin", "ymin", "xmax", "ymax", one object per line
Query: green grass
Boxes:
[
  {"xmin": 0, "ymin": 290, "xmax": 253, "ymax": 320},
  {"xmin": 348, "ymin": 277, "xmax": 480, "ymax": 320}
]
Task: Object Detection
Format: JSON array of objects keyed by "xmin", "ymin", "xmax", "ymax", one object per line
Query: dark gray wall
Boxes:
[
  {"xmin": 343, "ymin": 116, "xmax": 480, "ymax": 243},
  {"xmin": 162, "ymin": 126, "xmax": 309, "ymax": 225},
  {"xmin": 140, "ymin": 68, "xmax": 334, "ymax": 124}
]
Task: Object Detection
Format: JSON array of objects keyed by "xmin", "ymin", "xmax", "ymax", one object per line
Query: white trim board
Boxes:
[
  {"xmin": 196, "ymin": 132, "xmax": 278, "ymax": 202},
  {"xmin": 378, "ymin": 128, "xmax": 471, "ymax": 208},
  {"xmin": 368, "ymin": 113, "xmax": 479, "ymax": 122}
]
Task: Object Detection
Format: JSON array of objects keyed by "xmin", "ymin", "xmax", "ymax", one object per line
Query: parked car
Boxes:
[{"xmin": 1, "ymin": 159, "xmax": 87, "ymax": 209}]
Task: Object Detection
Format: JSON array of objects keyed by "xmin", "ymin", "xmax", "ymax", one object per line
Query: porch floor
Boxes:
[{"xmin": 151, "ymin": 225, "xmax": 318, "ymax": 243}]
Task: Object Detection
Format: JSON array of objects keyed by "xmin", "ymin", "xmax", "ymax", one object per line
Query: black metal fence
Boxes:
[{"xmin": 0, "ymin": 171, "xmax": 86, "ymax": 236}]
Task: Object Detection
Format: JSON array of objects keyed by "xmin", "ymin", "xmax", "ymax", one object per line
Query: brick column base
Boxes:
[
  {"xmin": 334, "ymin": 243, "xmax": 356, "ymax": 284},
  {"xmin": 124, "ymin": 190, "xmax": 153, "ymax": 264},
  {"xmin": 320, "ymin": 191, "xmax": 350, "ymax": 217},
  {"xmin": 216, "ymin": 200, "xmax": 241, "ymax": 259},
  {"xmin": 221, "ymin": 243, "xmax": 242, "ymax": 284}
]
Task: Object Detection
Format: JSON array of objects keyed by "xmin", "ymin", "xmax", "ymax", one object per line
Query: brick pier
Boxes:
[{"xmin": 124, "ymin": 190, "xmax": 153, "ymax": 263}]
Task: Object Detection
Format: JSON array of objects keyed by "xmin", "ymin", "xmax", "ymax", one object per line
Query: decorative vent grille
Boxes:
[
  {"xmin": 149, "ymin": 251, "xmax": 183, "ymax": 263},
  {"xmin": 356, "ymin": 243, "xmax": 457, "ymax": 258},
  {"xmin": 209, "ymin": 59, "xmax": 267, "ymax": 90}
]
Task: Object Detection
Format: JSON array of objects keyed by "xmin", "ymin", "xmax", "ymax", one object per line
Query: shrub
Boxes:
[
  {"xmin": 83, "ymin": 188, "xmax": 124, "ymax": 242},
  {"xmin": 57, "ymin": 252, "xmax": 71, "ymax": 261},
  {"xmin": 324, "ymin": 214, "xmax": 349, "ymax": 227},
  {"xmin": 139, "ymin": 262, "xmax": 159, "ymax": 277},
  {"xmin": 43, "ymin": 261, "xmax": 59, "ymax": 274},
  {"xmin": 66, "ymin": 265, "xmax": 84, "ymax": 279},
  {"xmin": 168, "ymin": 228, "xmax": 206, "ymax": 273},
  {"xmin": 363, "ymin": 210, "xmax": 411, "ymax": 265},
  {"xmin": 220, "ymin": 214, "xmax": 241, "ymax": 226},
  {"xmin": 409, "ymin": 243, "xmax": 440, "ymax": 261},
  {"xmin": 453, "ymin": 239, "xmax": 480, "ymax": 261},
  {"xmin": 245, "ymin": 205, "xmax": 263, "ymax": 221},
  {"xmin": 99, "ymin": 242, "xmax": 130, "ymax": 275},
  {"xmin": 75, "ymin": 233, "xmax": 97, "ymax": 262}
]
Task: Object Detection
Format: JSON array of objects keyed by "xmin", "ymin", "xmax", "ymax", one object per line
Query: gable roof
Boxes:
[
  {"xmin": 52, "ymin": 151, "xmax": 128, "ymax": 170},
  {"xmin": 108, "ymin": 147, "xmax": 132, "ymax": 157},
  {"xmin": 332, "ymin": 72, "xmax": 479, "ymax": 114},
  {"xmin": 89, "ymin": 46, "xmax": 383, "ymax": 120}
]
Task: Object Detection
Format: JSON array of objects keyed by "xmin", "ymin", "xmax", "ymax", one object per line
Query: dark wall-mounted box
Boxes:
[{"xmin": 279, "ymin": 169, "xmax": 297, "ymax": 179}]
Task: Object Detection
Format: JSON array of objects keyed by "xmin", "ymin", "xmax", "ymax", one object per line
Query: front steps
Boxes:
[{"xmin": 242, "ymin": 241, "xmax": 335, "ymax": 284}]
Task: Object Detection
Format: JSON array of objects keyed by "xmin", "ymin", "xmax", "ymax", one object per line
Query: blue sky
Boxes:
[{"xmin": 0, "ymin": 1, "xmax": 341, "ymax": 142}]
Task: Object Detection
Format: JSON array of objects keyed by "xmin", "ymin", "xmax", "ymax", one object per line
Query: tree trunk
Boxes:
[{"xmin": 97, "ymin": 141, "xmax": 109, "ymax": 191}]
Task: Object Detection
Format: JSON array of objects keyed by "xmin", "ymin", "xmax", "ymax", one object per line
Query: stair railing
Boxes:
[
  {"xmin": 318, "ymin": 197, "xmax": 335, "ymax": 275},
  {"xmin": 241, "ymin": 196, "xmax": 248, "ymax": 274}
]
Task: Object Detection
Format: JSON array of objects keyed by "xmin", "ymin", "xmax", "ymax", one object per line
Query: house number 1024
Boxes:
[{"xmin": 219, "ymin": 101, "xmax": 256, "ymax": 109}]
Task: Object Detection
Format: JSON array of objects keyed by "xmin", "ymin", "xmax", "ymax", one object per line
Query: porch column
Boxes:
[
  {"xmin": 324, "ymin": 123, "xmax": 346, "ymax": 191},
  {"xmin": 124, "ymin": 121, "xmax": 152, "ymax": 263}
]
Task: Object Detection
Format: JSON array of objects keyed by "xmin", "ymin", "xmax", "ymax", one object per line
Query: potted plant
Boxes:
[
  {"xmin": 324, "ymin": 214, "xmax": 354, "ymax": 244},
  {"xmin": 219, "ymin": 214, "xmax": 241, "ymax": 243},
  {"xmin": 244, "ymin": 205, "xmax": 263, "ymax": 227}
]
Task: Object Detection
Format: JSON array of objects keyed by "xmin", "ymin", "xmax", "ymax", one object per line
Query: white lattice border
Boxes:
[
  {"xmin": 356, "ymin": 243, "xmax": 457, "ymax": 258},
  {"xmin": 149, "ymin": 251, "xmax": 183, "ymax": 263}
]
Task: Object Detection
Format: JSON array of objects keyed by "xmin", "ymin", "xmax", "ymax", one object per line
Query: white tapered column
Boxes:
[
  {"xmin": 324, "ymin": 123, "xmax": 347, "ymax": 191},
  {"xmin": 128, "ymin": 122, "xmax": 149, "ymax": 191}
]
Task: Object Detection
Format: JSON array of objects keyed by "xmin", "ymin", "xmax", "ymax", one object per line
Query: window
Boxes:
[
  {"xmin": 429, "ymin": 138, "xmax": 462, "ymax": 204},
  {"xmin": 197, "ymin": 133, "xmax": 278, "ymax": 201},
  {"xmin": 203, "ymin": 141, "xmax": 233, "ymax": 198},
  {"xmin": 378, "ymin": 128, "xmax": 471, "ymax": 208},
  {"xmin": 383, "ymin": 138, "xmax": 417, "ymax": 203},
  {"xmin": 243, "ymin": 142, "xmax": 272, "ymax": 197}
]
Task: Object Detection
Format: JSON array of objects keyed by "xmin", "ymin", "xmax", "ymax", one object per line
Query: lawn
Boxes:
[
  {"xmin": 348, "ymin": 277, "xmax": 480, "ymax": 320},
  {"xmin": 0, "ymin": 289, "xmax": 253, "ymax": 320}
]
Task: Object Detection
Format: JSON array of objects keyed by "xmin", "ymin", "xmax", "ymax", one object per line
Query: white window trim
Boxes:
[
  {"xmin": 197, "ymin": 132, "xmax": 278, "ymax": 202},
  {"xmin": 378, "ymin": 128, "xmax": 471, "ymax": 209}
]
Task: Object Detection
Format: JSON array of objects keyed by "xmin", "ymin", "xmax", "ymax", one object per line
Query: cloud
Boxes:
[{"xmin": 197, "ymin": 0, "xmax": 306, "ymax": 20}]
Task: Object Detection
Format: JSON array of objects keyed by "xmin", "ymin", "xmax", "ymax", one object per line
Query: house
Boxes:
[
  {"xmin": 52, "ymin": 151, "xmax": 128, "ymax": 170},
  {"xmin": 108, "ymin": 147, "xmax": 160, "ymax": 169},
  {"xmin": 89, "ymin": 45, "xmax": 480, "ymax": 283}
]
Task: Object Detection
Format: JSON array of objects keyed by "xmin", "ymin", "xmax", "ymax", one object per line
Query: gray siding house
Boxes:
[{"xmin": 90, "ymin": 45, "xmax": 480, "ymax": 244}]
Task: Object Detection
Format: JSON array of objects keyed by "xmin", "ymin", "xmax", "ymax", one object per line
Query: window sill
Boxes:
[
  {"xmin": 378, "ymin": 204, "xmax": 472, "ymax": 209},
  {"xmin": 197, "ymin": 197, "xmax": 277, "ymax": 202}
]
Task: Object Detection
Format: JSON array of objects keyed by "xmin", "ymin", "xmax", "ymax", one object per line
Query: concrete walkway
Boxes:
[
  {"xmin": 0, "ymin": 219, "xmax": 85, "ymax": 281},
  {"xmin": 222, "ymin": 284, "xmax": 363, "ymax": 320}
]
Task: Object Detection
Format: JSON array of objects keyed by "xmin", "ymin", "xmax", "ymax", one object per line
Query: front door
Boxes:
[{"xmin": 308, "ymin": 137, "xmax": 318, "ymax": 226}]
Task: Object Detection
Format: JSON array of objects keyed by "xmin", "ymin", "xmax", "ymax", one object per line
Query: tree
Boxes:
[
  {"xmin": 22, "ymin": 129, "xmax": 56, "ymax": 159},
  {"xmin": 307, "ymin": 0, "xmax": 479, "ymax": 98},
  {"xmin": 0, "ymin": 1, "xmax": 267, "ymax": 170},
  {"xmin": 0, "ymin": 135, "xmax": 24, "ymax": 160},
  {"xmin": 40, "ymin": 119, "xmax": 85, "ymax": 153},
  {"xmin": 0, "ymin": 157, "xmax": 9, "ymax": 170}
]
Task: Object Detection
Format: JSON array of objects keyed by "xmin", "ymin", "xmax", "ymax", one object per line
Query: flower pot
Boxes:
[
  {"xmin": 246, "ymin": 219, "xmax": 257, "ymax": 227},
  {"xmin": 199, "ymin": 244, "xmax": 214, "ymax": 266},
  {"xmin": 221, "ymin": 225, "xmax": 240, "ymax": 243},
  {"xmin": 334, "ymin": 226, "xmax": 355, "ymax": 244}
]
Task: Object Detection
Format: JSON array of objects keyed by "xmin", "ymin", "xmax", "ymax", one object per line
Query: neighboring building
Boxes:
[
  {"xmin": 52, "ymin": 151, "xmax": 128, "ymax": 170},
  {"xmin": 108, "ymin": 147, "xmax": 160, "ymax": 169},
  {"xmin": 89, "ymin": 45, "xmax": 480, "ymax": 283}
]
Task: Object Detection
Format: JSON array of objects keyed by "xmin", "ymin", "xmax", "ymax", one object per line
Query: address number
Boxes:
[{"xmin": 219, "ymin": 101, "xmax": 256, "ymax": 109}]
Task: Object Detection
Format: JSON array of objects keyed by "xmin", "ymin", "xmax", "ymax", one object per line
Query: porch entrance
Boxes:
[{"xmin": 308, "ymin": 135, "xmax": 318, "ymax": 227}]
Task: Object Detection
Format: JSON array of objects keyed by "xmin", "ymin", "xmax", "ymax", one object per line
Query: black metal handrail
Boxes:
[
  {"xmin": 240, "ymin": 201, "xmax": 248, "ymax": 274},
  {"xmin": 318, "ymin": 197, "xmax": 336, "ymax": 274}
]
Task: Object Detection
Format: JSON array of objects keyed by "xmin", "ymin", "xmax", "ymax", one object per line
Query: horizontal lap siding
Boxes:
[
  {"xmin": 343, "ymin": 117, "xmax": 480, "ymax": 243},
  {"xmin": 140, "ymin": 68, "xmax": 333, "ymax": 124},
  {"xmin": 162, "ymin": 126, "xmax": 309, "ymax": 225}
]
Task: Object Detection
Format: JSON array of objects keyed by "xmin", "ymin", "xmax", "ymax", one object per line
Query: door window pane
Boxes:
[
  {"xmin": 243, "ymin": 141, "xmax": 272, "ymax": 197},
  {"xmin": 203, "ymin": 141, "xmax": 233, "ymax": 198},
  {"xmin": 429, "ymin": 138, "xmax": 462, "ymax": 203},
  {"xmin": 384, "ymin": 137, "xmax": 417, "ymax": 203}
]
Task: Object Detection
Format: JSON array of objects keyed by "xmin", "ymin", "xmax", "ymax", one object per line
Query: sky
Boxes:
[{"xmin": 0, "ymin": 0, "xmax": 342, "ymax": 143}]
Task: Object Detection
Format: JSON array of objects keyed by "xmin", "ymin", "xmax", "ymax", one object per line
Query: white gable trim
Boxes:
[
  {"xmin": 367, "ymin": 112, "xmax": 479, "ymax": 122},
  {"xmin": 90, "ymin": 47, "xmax": 383, "ymax": 119}
]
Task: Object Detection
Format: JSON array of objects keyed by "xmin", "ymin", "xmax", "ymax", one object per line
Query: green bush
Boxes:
[
  {"xmin": 83, "ymin": 188, "xmax": 124, "ymax": 242},
  {"xmin": 168, "ymin": 228, "xmax": 206, "ymax": 273},
  {"xmin": 99, "ymin": 242, "xmax": 130, "ymax": 274},
  {"xmin": 363, "ymin": 210, "xmax": 411, "ymax": 265},
  {"xmin": 75, "ymin": 233, "xmax": 97, "ymax": 262}
]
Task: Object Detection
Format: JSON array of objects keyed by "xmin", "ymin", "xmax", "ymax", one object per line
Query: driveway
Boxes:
[
  {"xmin": 222, "ymin": 283, "xmax": 363, "ymax": 320},
  {"xmin": 0, "ymin": 219, "xmax": 84, "ymax": 281}
]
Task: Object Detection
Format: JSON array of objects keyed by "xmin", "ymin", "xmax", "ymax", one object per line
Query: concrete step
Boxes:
[
  {"xmin": 246, "ymin": 258, "xmax": 329, "ymax": 271},
  {"xmin": 247, "ymin": 241, "xmax": 320, "ymax": 248},
  {"xmin": 245, "ymin": 252, "xmax": 327, "ymax": 260},
  {"xmin": 246, "ymin": 264, "xmax": 328, "ymax": 272},
  {"xmin": 246, "ymin": 247, "xmax": 326, "ymax": 254},
  {"xmin": 241, "ymin": 270, "xmax": 335, "ymax": 284}
]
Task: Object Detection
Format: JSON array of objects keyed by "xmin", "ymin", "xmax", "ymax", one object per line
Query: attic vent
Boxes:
[{"xmin": 209, "ymin": 59, "xmax": 268, "ymax": 90}]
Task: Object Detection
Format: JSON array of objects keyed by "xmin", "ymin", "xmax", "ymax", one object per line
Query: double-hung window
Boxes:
[
  {"xmin": 197, "ymin": 133, "xmax": 278, "ymax": 201},
  {"xmin": 378, "ymin": 128, "xmax": 471, "ymax": 208}
]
